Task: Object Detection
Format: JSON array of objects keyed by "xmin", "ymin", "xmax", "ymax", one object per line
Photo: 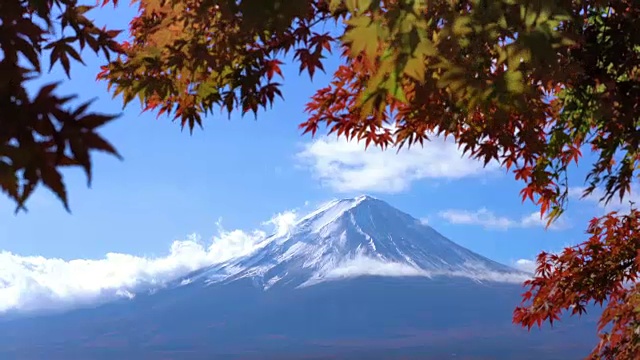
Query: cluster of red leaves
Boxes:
[
  {"xmin": 514, "ymin": 209, "xmax": 640, "ymax": 359},
  {"xmin": 301, "ymin": 0, "xmax": 639, "ymax": 226},
  {"xmin": 0, "ymin": 0, "xmax": 124, "ymax": 210},
  {"xmin": 297, "ymin": 2, "xmax": 640, "ymax": 358},
  {"xmin": 98, "ymin": 0, "xmax": 337, "ymax": 131}
]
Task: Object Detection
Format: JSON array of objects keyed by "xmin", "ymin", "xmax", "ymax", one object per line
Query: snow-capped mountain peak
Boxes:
[
  {"xmin": 294, "ymin": 195, "xmax": 372, "ymax": 233},
  {"xmin": 185, "ymin": 196, "xmax": 528, "ymax": 289}
]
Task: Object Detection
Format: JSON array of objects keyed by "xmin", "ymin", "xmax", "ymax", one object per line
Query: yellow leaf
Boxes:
[
  {"xmin": 342, "ymin": 16, "xmax": 380, "ymax": 60},
  {"xmin": 329, "ymin": 0, "xmax": 342, "ymax": 13},
  {"xmin": 345, "ymin": 0, "xmax": 357, "ymax": 12},
  {"xmin": 357, "ymin": 0, "xmax": 373, "ymax": 13},
  {"xmin": 504, "ymin": 70, "xmax": 525, "ymax": 94},
  {"xmin": 404, "ymin": 56, "xmax": 425, "ymax": 82},
  {"xmin": 452, "ymin": 16, "xmax": 473, "ymax": 37}
]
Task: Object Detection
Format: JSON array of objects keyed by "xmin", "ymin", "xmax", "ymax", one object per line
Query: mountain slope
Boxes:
[{"xmin": 185, "ymin": 195, "xmax": 527, "ymax": 289}]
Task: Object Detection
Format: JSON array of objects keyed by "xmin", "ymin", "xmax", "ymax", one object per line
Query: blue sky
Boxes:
[{"xmin": 1, "ymin": 3, "xmax": 637, "ymax": 313}]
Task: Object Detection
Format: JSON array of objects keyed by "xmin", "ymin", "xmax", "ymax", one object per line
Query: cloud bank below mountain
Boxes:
[
  {"xmin": 0, "ymin": 212, "xmax": 296, "ymax": 314},
  {"xmin": 318, "ymin": 256, "xmax": 531, "ymax": 285}
]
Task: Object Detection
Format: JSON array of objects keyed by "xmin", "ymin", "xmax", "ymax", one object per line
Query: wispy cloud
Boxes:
[
  {"xmin": 296, "ymin": 135, "xmax": 498, "ymax": 194},
  {"xmin": 569, "ymin": 186, "xmax": 639, "ymax": 213},
  {"xmin": 323, "ymin": 256, "xmax": 428, "ymax": 279},
  {"xmin": 311, "ymin": 256, "xmax": 531, "ymax": 286},
  {"xmin": 438, "ymin": 208, "xmax": 569, "ymax": 230}
]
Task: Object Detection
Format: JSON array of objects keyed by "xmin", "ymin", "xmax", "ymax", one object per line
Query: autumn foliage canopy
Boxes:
[{"xmin": 1, "ymin": 0, "xmax": 639, "ymax": 358}]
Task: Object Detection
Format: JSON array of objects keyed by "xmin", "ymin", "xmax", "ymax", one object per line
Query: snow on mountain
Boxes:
[{"xmin": 184, "ymin": 195, "xmax": 529, "ymax": 289}]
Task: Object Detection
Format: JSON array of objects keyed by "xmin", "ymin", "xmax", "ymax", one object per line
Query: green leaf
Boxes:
[
  {"xmin": 387, "ymin": 67, "xmax": 406, "ymax": 102},
  {"xmin": 342, "ymin": 15, "xmax": 380, "ymax": 60}
]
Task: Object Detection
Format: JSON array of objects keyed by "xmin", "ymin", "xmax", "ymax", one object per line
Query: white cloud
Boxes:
[
  {"xmin": 519, "ymin": 212, "xmax": 569, "ymax": 230},
  {"xmin": 324, "ymin": 256, "xmax": 429, "ymax": 279},
  {"xmin": 513, "ymin": 259, "xmax": 537, "ymax": 273},
  {"xmin": 438, "ymin": 208, "xmax": 568, "ymax": 230},
  {"xmin": 0, "ymin": 211, "xmax": 298, "ymax": 314},
  {"xmin": 261, "ymin": 210, "xmax": 298, "ymax": 238},
  {"xmin": 297, "ymin": 135, "xmax": 498, "ymax": 193},
  {"xmin": 439, "ymin": 208, "xmax": 513, "ymax": 230}
]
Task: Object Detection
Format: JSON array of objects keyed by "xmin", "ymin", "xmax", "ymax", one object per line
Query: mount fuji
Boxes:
[
  {"xmin": 186, "ymin": 195, "xmax": 527, "ymax": 289},
  {"xmin": 0, "ymin": 196, "xmax": 599, "ymax": 359}
]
